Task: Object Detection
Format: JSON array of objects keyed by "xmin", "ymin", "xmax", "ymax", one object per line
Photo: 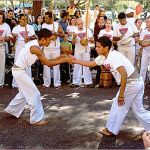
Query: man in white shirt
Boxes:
[
  {"xmin": 113, "ymin": 12, "xmax": 139, "ymax": 65},
  {"xmin": 70, "ymin": 36, "xmax": 150, "ymax": 136},
  {"xmin": 5, "ymin": 29, "xmax": 69, "ymax": 126},
  {"xmin": 0, "ymin": 12, "xmax": 11, "ymax": 87},
  {"xmin": 71, "ymin": 18, "xmax": 94, "ymax": 87},
  {"xmin": 140, "ymin": 16, "xmax": 150, "ymax": 82},
  {"xmin": 126, "ymin": 8, "xmax": 135, "ymax": 24},
  {"xmin": 42, "ymin": 11, "xmax": 64, "ymax": 88},
  {"xmin": 12, "ymin": 14, "xmax": 36, "ymax": 88}
]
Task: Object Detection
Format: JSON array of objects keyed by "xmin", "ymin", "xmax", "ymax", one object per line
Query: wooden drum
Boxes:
[{"xmin": 99, "ymin": 67, "xmax": 112, "ymax": 88}]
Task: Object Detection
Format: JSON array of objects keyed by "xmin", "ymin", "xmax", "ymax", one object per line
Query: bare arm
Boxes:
[
  {"xmin": 117, "ymin": 66, "xmax": 127, "ymax": 106},
  {"xmin": 57, "ymin": 24, "xmax": 65, "ymax": 38},
  {"xmin": 113, "ymin": 36, "xmax": 122, "ymax": 41},
  {"xmin": 73, "ymin": 58, "xmax": 97, "ymax": 67},
  {"xmin": 30, "ymin": 46, "xmax": 66, "ymax": 67}
]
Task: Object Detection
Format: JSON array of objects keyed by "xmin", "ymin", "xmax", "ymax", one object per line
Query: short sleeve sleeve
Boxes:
[
  {"xmin": 140, "ymin": 30, "xmax": 145, "ymax": 41},
  {"xmin": 5, "ymin": 24, "xmax": 11, "ymax": 36},
  {"xmin": 12, "ymin": 26, "xmax": 18, "ymax": 34},
  {"xmin": 95, "ymin": 55, "xmax": 106, "ymax": 66},
  {"xmin": 28, "ymin": 25, "xmax": 35, "ymax": 37}
]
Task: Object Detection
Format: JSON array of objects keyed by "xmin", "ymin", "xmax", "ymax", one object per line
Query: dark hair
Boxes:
[
  {"xmin": 74, "ymin": 10, "xmax": 81, "ymax": 18},
  {"xmin": 7, "ymin": 9, "xmax": 13, "ymax": 14},
  {"xmin": 118, "ymin": 12, "xmax": 126, "ymax": 19},
  {"xmin": 96, "ymin": 36, "xmax": 112, "ymax": 50},
  {"xmin": 135, "ymin": 18, "xmax": 141, "ymax": 24},
  {"xmin": 97, "ymin": 15, "xmax": 105, "ymax": 20},
  {"xmin": 60, "ymin": 10, "xmax": 68, "ymax": 18},
  {"xmin": 45, "ymin": 11, "xmax": 53, "ymax": 18},
  {"xmin": 35, "ymin": 14, "xmax": 43, "ymax": 25},
  {"xmin": 19, "ymin": 14, "xmax": 27, "ymax": 20},
  {"xmin": 0, "ymin": 11, "xmax": 5, "ymax": 23},
  {"xmin": 37, "ymin": 28, "xmax": 52, "ymax": 40},
  {"xmin": 69, "ymin": 17, "xmax": 76, "ymax": 25}
]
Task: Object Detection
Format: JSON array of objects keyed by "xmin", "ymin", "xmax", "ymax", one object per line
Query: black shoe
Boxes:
[
  {"xmin": 86, "ymin": 84, "xmax": 94, "ymax": 88},
  {"xmin": 70, "ymin": 84, "xmax": 79, "ymax": 87}
]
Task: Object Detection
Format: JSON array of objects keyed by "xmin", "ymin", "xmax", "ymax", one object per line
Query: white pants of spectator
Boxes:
[
  {"xmin": 12, "ymin": 42, "xmax": 26, "ymax": 88},
  {"xmin": 0, "ymin": 44, "xmax": 5, "ymax": 86},
  {"xmin": 118, "ymin": 45, "xmax": 135, "ymax": 66},
  {"xmin": 106, "ymin": 76, "xmax": 150, "ymax": 135},
  {"xmin": 140, "ymin": 51, "xmax": 150, "ymax": 81},
  {"xmin": 5, "ymin": 68, "xmax": 45, "ymax": 123},
  {"xmin": 43, "ymin": 48, "xmax": 61, "ymax": 87},
  {"xmin": 73, "ymin": 53, "xmax": 93, "ymax": 85}
]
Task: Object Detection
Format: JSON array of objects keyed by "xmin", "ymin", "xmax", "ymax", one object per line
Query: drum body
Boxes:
[{"xmin": 100, "ymin": 69, "xmax": 112, "ymax": 88}]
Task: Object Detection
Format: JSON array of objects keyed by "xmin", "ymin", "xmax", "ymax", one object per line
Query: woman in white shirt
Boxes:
[
  {"xmin": 0, "ymin": 12, "xmax": 11, "ymax": 87},
  {"xmin": 66, "ymin": 17, "xmax": 76, "ymax": 42},
  {"xmin": 98, "ymin": 18, "xmax": 113, "ymax": 41}
]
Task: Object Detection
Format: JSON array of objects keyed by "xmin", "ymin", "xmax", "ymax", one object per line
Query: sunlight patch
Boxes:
[
  {"xmin": 94, "ymin": 99, "xmax": 113, "ymax": 105},
  {"xmin": 66, "ymin": 92, "xmax": 80, "ymax": 98}
]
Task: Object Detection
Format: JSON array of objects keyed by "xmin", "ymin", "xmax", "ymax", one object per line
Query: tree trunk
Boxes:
[{"xmin": 32, "ymin": 0, "xmax": 43, "ymax": 18}]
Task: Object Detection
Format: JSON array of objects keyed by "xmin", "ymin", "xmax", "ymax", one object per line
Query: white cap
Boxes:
[{"xmin": 125, "ymin": 8, "xmax": 134, "ymax": 14}]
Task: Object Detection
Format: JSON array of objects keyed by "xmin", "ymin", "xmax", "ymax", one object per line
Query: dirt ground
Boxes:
[{"xmin": 0, "ymin": 84, "xmax": 150, "ymax": 149}]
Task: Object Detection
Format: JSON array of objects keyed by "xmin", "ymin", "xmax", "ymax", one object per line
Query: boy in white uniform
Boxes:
[
  {"xmin": 5, "ymin": 29, "xmax": 68, "ymax": 126},
  {"xmin": 42, "ymin": 11, "xmax": 64, "ymax": 88},
  {"xmin": 140, "ymin": 16, "xmax": 150, "ymax": 82},
  {"xmin": 71, "ymin": 18, "xmax": 94, "ymax": 87},
  {"xmin": 0, "ymin": 12, "xmax": 11, "ymax": 87},
  {"xmin": 113, "ymin": 12, "xmax": 139, "ymax": 65},
  {"xmin": 12, "ymin": 14, "xmax": 36, "ymax": 88},
  {"xmin": 70, "ymin": 36, "xmax": 150, "ymax": 135}
]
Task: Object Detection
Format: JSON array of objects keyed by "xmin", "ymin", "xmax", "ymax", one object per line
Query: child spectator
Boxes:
[{"xmin": 60, "ymin": 33, "xmax": 72, "ymax": 83}]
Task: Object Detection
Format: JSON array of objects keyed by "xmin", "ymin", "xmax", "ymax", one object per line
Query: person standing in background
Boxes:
[
  {"xmin": 11, "ymin": 14, "xmax": 36, "ymax": 88},
  {"xmin": 32, "ymin": 15, "xmax": 43, "ymax": 35},
  {"xmin": 0, "ymin": 11, "xmax": 11, "ymax": 87}
]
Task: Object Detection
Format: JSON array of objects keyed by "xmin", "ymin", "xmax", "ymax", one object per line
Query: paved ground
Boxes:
[{"xmin": 0, "ymin": 84, "xmax": 150, "ymax": 149}]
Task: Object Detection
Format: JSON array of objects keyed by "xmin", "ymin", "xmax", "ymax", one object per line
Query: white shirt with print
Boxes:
[
  {"xmin": 0, "ymin": 23, "xmax": 11, "ymax": 45},
  {"xmin": 74, "ymin": 27, "xmax": 93, "ymax": 54},
  {"xmin": 12, "ymin": 24, "xmax": 35, "ymax": 43},
  {"xmin": 42, "ymin": 22, "xmax": 60, "ymax": 50},
  {"xmin": 95, "ymin": 50, "xmax": 135, "ymax": 85},
  {"xmin": 66, "ymin": 25, "xmax": 77, "ymax": 41},
  {"xmin": 140, "ymin": 29, "xmax": 150, "ymax": 54},
  {"xmin": 113, "ymin": 22, "xmax": 138, "ymax": 46},
  {"xmin": 98, "ymin": 29, "xmax": 113, "ymax": 41}
]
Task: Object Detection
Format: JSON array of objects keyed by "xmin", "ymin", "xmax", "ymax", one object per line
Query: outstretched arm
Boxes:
[
  {"xmin": 70, "ymin": 55, "xmax": 105, "ymax": 67},
  {"xmin": 73, "ymin": 59, "xmax": 97, "ymax": 67},
  {"xmin": 30, "ymin": 46, "xmax": 66, "ymax": 67}
]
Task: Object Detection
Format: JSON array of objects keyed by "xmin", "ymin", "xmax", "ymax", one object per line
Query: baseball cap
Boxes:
[{"xmin": 125, "ymin": 8, "xmax": 134, "ymax": 14}]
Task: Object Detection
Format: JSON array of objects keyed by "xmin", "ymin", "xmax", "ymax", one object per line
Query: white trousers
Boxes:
[
  {"xmin": 106, "ymin": 77, "xmax": 150, "ymax": 135},
  {"xmin": 73, "ymin": 53, "xmax": 92, "ymax": 85},
  {"xmin": 5, "ymin": 68, "xmax": 45, "ymax": 123},
  {"xmin": 118, "ymin": 45, "xmax": 135, "ymax": 66},
  {"xmin": 12, "ymin": 42, "xmax": 26, "ymax": 88},
  {"xmin": 140, "ymin": 51, "xmax": 150, "ymax": 81},
  {"xmin": 0, "ymin": 45, "xmax": 5, "ymax": 86},
  {"xmin": 43, "ymin": 49, "xmax": 60, "ymax": 87}
]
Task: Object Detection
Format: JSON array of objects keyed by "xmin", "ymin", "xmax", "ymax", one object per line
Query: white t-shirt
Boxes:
[
  {"xmin": 66, "ymin": 25, "xmax": 77, "ymax": 41},
  {"xmin": 95, "ymin": 50, "xmax": 135, "ymax": 85},
  {"xmin": 126, "ymin": 17, "xmax": 136, "ymax": 25},
  {"xmin": 98, "ymin": 29, "xmax": 113, "ymax": 41},
  {"xmin": 42, "ymin": 22, "xmax": 60, "ymax": 50},
  {"xmin": 12, "ymin": 24, "xmax": 35, "ymax": 43},
  {"xmin": 74, "ymin": 27, "xmax": 93, "ymax": 54},
  {"xmin": 15, "ymin": 40, "xmax": 39, "ymax": 70},
  {"xmin": 113, "ymin": 22, "xmax": 138, "ymax": 46},
  {"xmin": 140, "ymin": 29, "xmax": 150, "ymax": 54},
  {"xmin": 0, "ymin": 23, "xmax": 11, "ymax": 45}
]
